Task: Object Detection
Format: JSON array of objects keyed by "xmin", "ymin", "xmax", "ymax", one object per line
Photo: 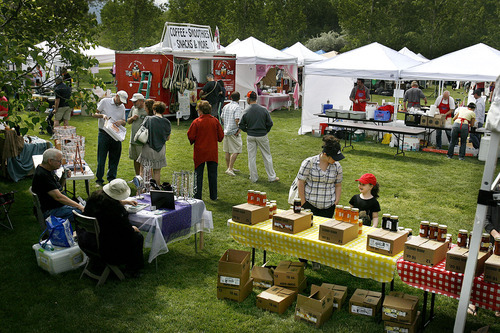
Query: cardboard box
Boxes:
[
  {"xmin": 217, "ymin": 249, "xmax": 250, "ymax": 289},
  {"xmin": 256, "ymin": 286, "xmax": 297, "ymax": 314},
  {"xmin": 366, "ymin": 229, "xmax": 408, "ymax": 256},
  {"xmin": 321, "ymin": 283, "xmax": 348, "ymax": 310},
  {"xmin": 251, "ymin": 266, "xmax": 274, "ymax": 289},
  {"xmin": 284, "ymin": 276, "xmax": 307, "ymax": 294},
  {"xmin": 319, "ymin": 220, "xmax": 358, "ymax": 245},
  {"xmin": 420, "ymin": 115, "xmax": 428, "ymax": 126},
  {"xmin": 274, "ymin": 261, "xmax": 305, "ymax": 288},
  {"xmin": 427, "ymin": 115, "xmax": 444, "ymax": 128},
  {"xmin": 484, "ymin": 254, "xmax": 500, "ymax": 284},
  {"xmin": 399, "ymin": 136, "xmax": 420, "ymax": 151},
  {"xmin": 445, "ymin": 246, "xmax": 491, "ymax": 276},
  {"xmin": 404, "ymin": 237, "xmax": 449, "ymax": 266},
  {"xmin": 349, "ymin": 289, "xmax": 382, "ymax": 317},
  {"xmin": 384, "ymin": 311, "xmax": 421, "ymax": 333},
  {"xmin": 382, "ymin": 292, "xmax": 419, "ymax": 324},
  {"xmin": 295, "ymin": 285, "xmax": 334, "ymax": 327},
  {"xmin": 217, "ymin": 278, "xmax": 253, "ymax": 302},
  {"xmin": 272, "ymin": 210, "xmax": 312, "ymax": 234},
  {"xmin": 232, "ymin": 203, "xmax": 269, "ymax": 225}
]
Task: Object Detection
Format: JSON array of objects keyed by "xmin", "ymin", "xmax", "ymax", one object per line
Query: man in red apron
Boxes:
[
  {"xmin": 403, "ymin": 81, "xmax": 427, "ymax": 111},
  {"xmin": 434, "ymin": 90, "xmax": 455, "ymax": 149},
  {"xmin": 349, "ymin": 78, "xmax": 370, "ymax": 111}
]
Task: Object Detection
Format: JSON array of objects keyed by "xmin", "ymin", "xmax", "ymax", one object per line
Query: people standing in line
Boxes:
[
  {"xmin": 403, "ymin": 81, "xmax": 427, "ymax": 111},
  {"xmin": 447, "ymin": 103, "xmax": 476, "ymax": 160},
  {"xmin": 187, "ymin": 101, "xmax": 224, "ymax": 200},
  {"xmin": 470, "ymin": 89, "xmax": 485, "ymax": 149},
  {"xmin": 92, "ymin": 90, "xmax": 128, "ymax": 187},
  {"xmin": 136, "ymin": 101, "xmax": 171, "ymax": 186},
  {"xmin": 221, "ymin": 92, "xmax": 243, "ymax": 176},
  {"xmin": 127, "ymin": 93, "xmax": 147, "ymax": 176},
  {"xmin": 53, "ymin": 76, "xmax": 73, "ymax": 127},
  {"xmin": 239, "ymin": 91, "xmax": 279, "ymax": 183},
  {"xmin": 434, "ymin": 90, "xmax": 455, "ymax": 149},
  {"xmin": 349, "ymin": 78, "xmax": 370, "ymax": 111},
  {"xmin": 201, "ymin": 74, "xmax": 221, "ymax": 118},
  {"xmin": 297, "ymin": 135, "xmax": 344, "ymax": 218},
  {"xmin": 349, "ymin": 173, "xmax": 381, "ymax": 227}
]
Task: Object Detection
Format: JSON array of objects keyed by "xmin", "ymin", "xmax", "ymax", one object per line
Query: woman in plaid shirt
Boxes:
[{"xmin": 297, "ymin": 135, "xmax": 344, "ymax": 218}]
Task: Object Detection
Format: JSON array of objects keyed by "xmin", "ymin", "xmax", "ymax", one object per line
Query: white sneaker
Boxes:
[
  {"xmin": 232, "ymin": 169, "xmax": 240, "ymax": 173},
  {"xmin": 225, "ymin": 169, "xmax": 236, "ymax": 176}
]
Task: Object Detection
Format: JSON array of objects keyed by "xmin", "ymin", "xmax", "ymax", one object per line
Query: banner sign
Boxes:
[
  {"xmin": 214, "ymin": 59, "xmax": 236, "ymax": 93},
  {"xmin": 167, "ymin": 25, "xmax": 214, "ymax": 52}
]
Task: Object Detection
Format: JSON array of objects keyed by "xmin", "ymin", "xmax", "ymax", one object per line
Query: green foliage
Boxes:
[
  {"xmin": 305, "ymin": 30, "xmax": 347, "ymax": 52},
  {"xmin": 98, "ymin": 0, "xmax": 165, "ymax": 51}
]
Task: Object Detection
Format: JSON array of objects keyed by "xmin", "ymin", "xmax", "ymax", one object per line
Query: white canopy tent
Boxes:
[
  {"xmin": 223, "ymin": 36, "xmax": 299, "ymax": 107},
  {"xmin": 398, "ymin": 47, "xmax": 429, "ymax": 63},
  {"xmin": 82, "ymin": 45, "xmax": 115, "ymax": 64},
  {"xmin": 283, "ymin": 42, "xmax": 325, "ymax": 66},
  {"xmin": 300, "ymin": 42, "xmax": 423, "ymax": 134},
  {"xmin": 225, "ymin": 38, "xmax": 241, "ymax": 49}
]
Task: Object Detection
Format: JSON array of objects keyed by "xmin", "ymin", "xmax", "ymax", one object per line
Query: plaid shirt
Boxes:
[
  {"xmin": 221, "ymin": 101, "xmax": 242, "ymax": 135},
  {"xmin": 297, "ymin": 155, "xmax": 343, "ymax": 209}
]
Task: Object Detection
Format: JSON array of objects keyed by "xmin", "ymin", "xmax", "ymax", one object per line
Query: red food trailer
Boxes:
[{"xmin": 115, "ymin": 23, "xmax": 236, "ymax": 119}]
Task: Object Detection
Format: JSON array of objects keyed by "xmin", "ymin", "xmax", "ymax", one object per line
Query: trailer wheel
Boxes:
[{"xmin": 182, "ymin": 115, "xmax": 190, "ymax": 120}]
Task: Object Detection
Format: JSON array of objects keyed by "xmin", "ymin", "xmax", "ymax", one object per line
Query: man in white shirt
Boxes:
[{"xmin": 220, "ymin": 92, "xmax": 242, "ymax": 176}]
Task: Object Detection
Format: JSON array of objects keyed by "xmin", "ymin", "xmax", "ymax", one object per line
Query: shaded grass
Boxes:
[{"xmin": 1, "ymin": 107, "xmax": 499, "ymax": 332}]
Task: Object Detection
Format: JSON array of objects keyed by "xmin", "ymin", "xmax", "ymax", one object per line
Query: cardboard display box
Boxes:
[
  {"xmin": 349, "ymin": 289, "xmax": 382, "ymax": 317},
  {"xmin": 321, "ymin": 283, "xmax": 348, "ymax": 310},
  {"xmin": 232, "ymin": 203, "xmax": 269, "ymax": 225},
  {"xmin": 445, "ymin": 246, "xmax": 491, "ymax": 276},
  {"xmin": 217, "ymin": 278, "xmax": 253, "ymax": 303},
  {"xmin": 272, "ymin": 209, "xmax": 312, "ymax": 234},
  {"xmin": 399, "ymin": 136, "xmax": 420, "ymax": 152},
  {"xmin": 295, "ymin": 285, "xmax": 334, "ymax": 328},
  {"xmin": 283, "ymin": 276, "xmax": 307, "ymax": 294},
  {"xmin": 217, "ymin": 249, "xmax": 250, "ymax": 289},
  {"xmin": 384, "ymin": 311, "xmax": 421, "ymax": 333},
  {"xmin": 256, "ymin": 286, "xmax": 297, "ymax": 314},
  {"xmin": 382, "ymin": 291, "xmax": 419, "ymax": 324},
  {"xmin": 319, "ymin": 220, "xmax": 358, "ymax": 245},
  {"xmin": 274, "ymin": 261, "xmax": 305, "ymax": 288},
  {"xmin": 366, "ymin": 229, "xmax": 408, "ymax": 256},
  {"xmin": 404, "ymin": 236, "xmax": 449, "ymax": 266},
  {"xmin": 251, "ymin": 266, "xmax": 274, "ymax": 289},
  {"xmin": 484, "ymin": 254, "xmax": 500, "ymax": 284}
]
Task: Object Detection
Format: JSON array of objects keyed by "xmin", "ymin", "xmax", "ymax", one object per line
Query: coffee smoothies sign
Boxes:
[{"xmin": 166, "ymin": 25, "xmax": 215, "ymax": 52}]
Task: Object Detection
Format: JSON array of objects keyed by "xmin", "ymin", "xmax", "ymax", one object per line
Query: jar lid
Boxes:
[
  {"xmin": 248, "ymin": 190, "xmax": 255, "ymax": 192},
  {"xmin": 495, "ymin": 237, "xmax": 500, "ymax": 241},
  {"xmin": 430, "ymin": 222, "xmax": 438, "ymax": 226},
  {"xmin": 294, "ymin": 198, "xmax": 301, "ymax": 202},
  {"xmin": 344, "ymin": 207, "xmax": 351, "ymax": 211},
  {"xmin": 336, "ymin": 205, "xmax": 343, "ymax": 208},
  {"xmin": 438, "ymin": 224, "xmax": 447, "ymax": 228},
  {"xmin": 270, "ymin": 200, "xmax": 277, "ymax": 203},
  {"xmin": 420, "ymin": 221, "xmax": 429, "ymax": 225},
  {"xmin": 390, "ymin": 215, "xmax": 399, "ymax": 219},
  {"xmin": 383, "ymin": 213, "xmax": 391, "ymax": 217},
  {"xmin": 351, "ymin": 208, "xmax": 359, "ymax": 212},
  {"xmin": 261, "ymin": 192, "xmax": 267, "ymax": 196},
  {"xmin": 254, "ymin": 191, "xmax": 260, "ymax": 194},
  {"xmin": 459, "ymin": 229, "xmax": 468, "ymax": 233},
  {"xmin": 482, "ymin": 233, "xmax": 490, "ymax": 237}
]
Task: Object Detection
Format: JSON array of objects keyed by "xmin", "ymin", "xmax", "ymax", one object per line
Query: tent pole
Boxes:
[{"xmin": 393, "ymin": 80, "xmax": 401, "ymax": 122}]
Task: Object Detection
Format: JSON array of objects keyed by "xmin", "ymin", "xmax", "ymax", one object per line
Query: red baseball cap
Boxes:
[
  {"xmin": 246, "ymin": 91, "xmax": 257, "ymax": 99},
  {"xmin": 356, "ymin": 173, "xmax": 377, "ymax": 185}
]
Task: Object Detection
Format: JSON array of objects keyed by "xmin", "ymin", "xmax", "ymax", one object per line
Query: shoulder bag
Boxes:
[{"xmin": 134, "ymin": 117, "xmax": 149, "ymax": 145}]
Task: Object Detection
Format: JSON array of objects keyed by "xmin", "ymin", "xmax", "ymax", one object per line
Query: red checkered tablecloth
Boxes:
[{"xmin": 397, "ymin": 255, "xmax": 500, "ymax": 312}]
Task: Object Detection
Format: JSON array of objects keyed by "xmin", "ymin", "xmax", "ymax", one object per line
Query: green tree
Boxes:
[
  {"xmin": 99, "ymin": 0, "xmax": 165, "ymax": 51},
  {"xmin": 263, "ymin": 0, "xmax": 307, "ymax": 49},
  {"xmin": 305, "ymin": 30, "xmax": 347, "ymax": 52},
  {"xmin": 0, "ymin": 0, "xmax": 103, "ymax": 135}
]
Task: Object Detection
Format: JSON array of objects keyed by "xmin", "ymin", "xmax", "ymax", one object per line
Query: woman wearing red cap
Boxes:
[{"xmin": 349, "ymin": 173, "xmax": 380, "ymax": 227}]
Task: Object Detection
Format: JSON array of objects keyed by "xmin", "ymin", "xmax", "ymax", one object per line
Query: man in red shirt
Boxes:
[{"xmin": 187, "ymin": 101, "xmax": 224, "ymax": 200}]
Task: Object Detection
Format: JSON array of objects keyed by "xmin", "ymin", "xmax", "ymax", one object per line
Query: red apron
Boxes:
[
  {"xmin": 438, "ymin": 98, "xmax": 451, "ymax": 118},
  {"xmin": 353, "ymin": 88, "xmax": 367, "ymax": 111}
]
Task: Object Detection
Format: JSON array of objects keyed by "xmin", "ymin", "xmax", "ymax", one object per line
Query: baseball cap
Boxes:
[
  {"xmin": 356, "ymin": 173, "xmax": 377, "ymax": 185},
  {"xmin": 103, "ymin": 179, "xmax": 131, "ymax": 201},
  {"xmin": 246, "ymin": 91, "xmax": 257, "ymax": 99},
  {"xmin": 116, "ymin": 90, "xmax": 128, "ymax": 104},
  {"xmin": 130, "ymin": 93, "xmax": 145, "ymax": 102}
]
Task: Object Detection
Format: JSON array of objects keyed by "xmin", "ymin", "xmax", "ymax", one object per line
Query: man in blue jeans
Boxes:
[
  {"xmin": 32, "ymin": 148, "xmax": 84, "ymax": 222},
  {"xmin": 92, "ymin": 91, "xmax": 128, "ymax": 187}
]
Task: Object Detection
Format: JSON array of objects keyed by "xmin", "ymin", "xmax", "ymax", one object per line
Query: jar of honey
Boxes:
[
  {"xmin": 419, "ymin": 221, "xmax": 429, "ymax": 238},
  {"xmin": 437, "ymin": 224, "xmax": 447, "ymax": 242},
  {"xmin": 390, "ymin": 216, "xmax": 399, "ymax": 232},
  {"xmin": 480, "ymin": 233, "xmax": 491, "ymax": 252},
  {"xmin": 457, "ymin": 229, "xmax": 468, "ymax": 247},
  {"xmin": 343, "ymin": 207, "xmax": 351, "ymax": 223},
  {"xmin": 358, "ymin": 219, "xmax": 363, "ymax": 235},
  {"xmin": 335, "ymin": 205, "xmax": 344, "ymax": 221},
  {"xmin": 247, "ymin": 190, "xmax": 255, "ymax": 204},
  {"xmin": 382, "ymin": 214, "xmax": 391, "ymax": 230},
  {"xmin": 350, "ymin": 208, "xmax": 359, "ymax": 224},
  {"xmin": 254, "ymin": 191, "xmax": 261, "ymax": 206},
  {"xmin": 266, "ymin": 203, "xmax": 273, "ymax": 219},
  {"xmin": 494, "ymin": 237, "xmax": 500, "ymax": 256},
  {"xmin": 428, "ymin": 222, "xmax": 438, "ymax": 240},
  {"xmin": 260, "ymin": 192, "xmax": 267, "ymax": 206},
  {"xmin": 293, "ymin": 198, "xmax": 301, "ymax": 213}
]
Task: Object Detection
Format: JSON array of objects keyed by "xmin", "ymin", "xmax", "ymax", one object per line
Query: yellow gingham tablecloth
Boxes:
[{"xmin": 228, "ymin": 212, "xmax": 403, "ymax": 283}]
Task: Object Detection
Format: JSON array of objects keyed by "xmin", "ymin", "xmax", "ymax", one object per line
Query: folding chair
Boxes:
[
  {"xmin": 72, "ymin": 210, "xmax": 125, "ymax": 286},
  {"xmin": 0, "ymin": 191, "xmax": 14, "ymax": 230},
  {"xmin": 29, "ymin": 186, "xmax": 47, "ymax": 232}
]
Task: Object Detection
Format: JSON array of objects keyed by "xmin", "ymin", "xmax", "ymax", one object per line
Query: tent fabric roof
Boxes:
[
  {"xmin": 225, "ymin": 38, "xmax": 241, "ymax": 48},
  {"xmin": 82, "ymin": 45, "xmax": 115, "ymax": 64},
  {"xmin": 223, "ymin": 36, "xmax": 297, "ymax": 65},
  {"xmin": 283, "ymin": 42, "xmax": 325, "ymax": 66},
  {"xmin": 305, "ymin": 42, "xmax": 421, "ymax": 80},
  {"xmin": 401, "ymin": 43, "xmax": 500, "ymax": 81},
  {"xmin": 399, "ymin": 47, "xmax": 429, "ymax": 63}
]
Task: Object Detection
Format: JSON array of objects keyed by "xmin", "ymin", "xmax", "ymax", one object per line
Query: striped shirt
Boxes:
[{"xmin": 221, "ymin": 101, "xmax": 242, "ymax": 135}]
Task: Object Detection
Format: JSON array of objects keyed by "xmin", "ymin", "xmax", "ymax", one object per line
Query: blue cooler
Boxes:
[
  {"xmin": 374, "ymin": 110, "xmax": 391, "ymax": 121},
  {"xmin": 321, "ymin": 104, "xmax": 333, "ymax": 113}
]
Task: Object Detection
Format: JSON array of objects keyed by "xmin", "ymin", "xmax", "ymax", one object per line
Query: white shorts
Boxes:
[{"xmin": 223, "ymin": 134, "xmax": 242, "ymax": 153}]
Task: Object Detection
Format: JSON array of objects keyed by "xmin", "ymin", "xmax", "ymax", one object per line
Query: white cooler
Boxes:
[
  {"xmin": 33, "ymin": 242, "xmax": 87, "ymax": 274},
  {"xmin": 478, "ymin": 135, "xmax": 500, "ymax": 161}
]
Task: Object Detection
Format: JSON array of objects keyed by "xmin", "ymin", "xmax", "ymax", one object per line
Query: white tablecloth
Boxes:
[{"xmin": 258, "ymin": 94, "xmax": 290, "ymax": 112}]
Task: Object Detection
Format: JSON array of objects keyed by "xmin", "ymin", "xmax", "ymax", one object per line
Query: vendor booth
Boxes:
[{"xmin": 223, "ymin": 37, "xmax": 299, "ymax": 109}]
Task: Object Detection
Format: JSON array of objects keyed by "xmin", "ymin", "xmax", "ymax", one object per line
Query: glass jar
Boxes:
[
  {"xmin": 266, "ymin": 203, "xmax": 273, "ymax": 219},
  {"xmin": 437, "ymin": 224, "xmax": 447, "ymax": 242},
  {"xmin": 419, "ymin": 221, "xmax": 429, "ymax": 238},
  {"xmin": 343, "ymin": 207, "xmax": 351, "ymax": 223},
  {"xmin": 350, "ymin": 208, "xmax": 359, "ymax": 224},
  {"xmin": 382, "ymin": 214, "xmax": 391, "ymax": 230},
  {"xmin": 247, "ymin": 190, "xmax": 253, "ymax": 204},
  {"xmin": 457, "ymin": 229, "xmax": 468, "ymax": 247},
  {"xmin": 390, "ymin": 215, "xmax": 399, "ymax": 232},
  {"xmin": 405, "ymin": 228, "xmax": 413, "ymax": 237},
  {"xmin": 255, "ymin": 191, "xmax": 261, "ymax": 206},
  {"xmin": 428, "ymin": 222, "xmax": 438, "ymax": 240},
  {"xmin": 494, "ymin": 237, "xmax": 500, "ymax": 256},
  {"xmin": 293, "ymin": 198, "xmax": 301, "ymax": 214},
  {"xmin": 335, "ymin": 205, "xmax": 344, "ymax": 221},
  {"xmin": 480, "ymin": 233, "xmax": 491, "ymax": 252},
  {"xmin": 358, "ymin": 219, "xmax": 363, "ymax": 235},
  {"xmin": 260, "ymin": 192, "xmax": 267, "ymax": 206}
]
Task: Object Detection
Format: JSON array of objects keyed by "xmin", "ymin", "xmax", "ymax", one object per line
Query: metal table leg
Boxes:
[
  {"xmin": 422, "ymin": 291, "xmax": 428, "ymax": 331},
  {"xmin": 251, "ymin": 248, "xmax": 255, "ymax": 267},
  {"xmin": 263, "ymin": 250, "xmax": 267, "ymax": 265}
]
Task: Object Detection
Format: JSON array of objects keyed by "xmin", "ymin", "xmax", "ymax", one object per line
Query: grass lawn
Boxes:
[{"xmin": 1, "ymin": 103, "xmax": 499, "ymax": 332}]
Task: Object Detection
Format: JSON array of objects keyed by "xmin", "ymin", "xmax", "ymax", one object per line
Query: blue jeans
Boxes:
[
  {"xmin": 96, "ymin": 130, "xmax": 122, "ymax": 183},
  {"xmin": 436, "ymin": 129, "xmax": 451, "ymax": 149},
  {"xmin": 447, "ymin": 123, "xmax": 469, "ymax": 158},
  {"xmin": 194, "ymin": 161, "xmax": 218, "ymax": 200},
  {"xmin": 469, "ymin": 122, "xmax": 483, "ymax": 149},
  {"xmin": 44, "ymin": 205, "xmax": 82, "ymax": 223}
]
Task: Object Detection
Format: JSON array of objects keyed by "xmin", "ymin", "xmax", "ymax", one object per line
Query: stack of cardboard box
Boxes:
[
  {"xmin": 382, "ymin": 292, "xmax": 420, "ymax": 333},
  {"xmin": 273, "ymin": 261, "xmax": 307, "ymax": 293},
  {"xmin": 216, "ymin": 249, "xmax": 253, "ymax": 302}
]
